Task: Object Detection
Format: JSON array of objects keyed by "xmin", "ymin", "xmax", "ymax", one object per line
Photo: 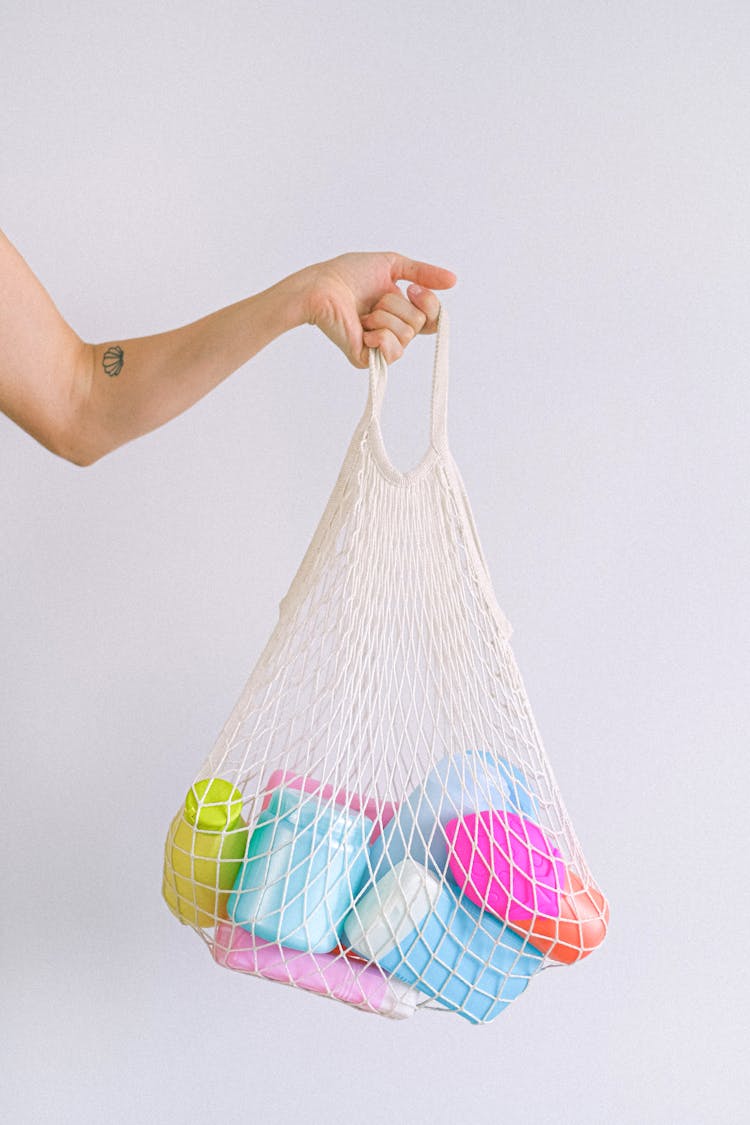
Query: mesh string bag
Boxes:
[{"xmin": 162, "ymin": 302, "xmax": 609, "ymax": 1024}]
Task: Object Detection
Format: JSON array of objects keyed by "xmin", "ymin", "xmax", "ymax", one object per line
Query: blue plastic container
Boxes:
[
  {"xmin": 228, "ymin": 787, "xmax": 373, "ymax": 953},
  {"xmin": 368, "ymin": 749, "xmax": 539, "ymax": 880},
  {"xmin": 343, "ymin": 858, "xmax": 544, "ymax": 1023}
]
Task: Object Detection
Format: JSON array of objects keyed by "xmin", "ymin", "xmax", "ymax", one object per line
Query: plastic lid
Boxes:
[
  {"xmin": 184, "ymin": 778, "xmax": 244, "ymax": 831},
  {"xmin": 382, "ymin": 977, "xmax": 421, "ymax": 1020}
]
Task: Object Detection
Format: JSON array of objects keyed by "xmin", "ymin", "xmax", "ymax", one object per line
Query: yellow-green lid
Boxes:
[{"xmin": 184, "ymin": 778, "xmax": 244, "ymax": 831}]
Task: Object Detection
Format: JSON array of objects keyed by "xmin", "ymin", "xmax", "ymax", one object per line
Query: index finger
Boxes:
[{"xmin": 386, "ymin": 253, "xmax": 458, "ymax": 290}]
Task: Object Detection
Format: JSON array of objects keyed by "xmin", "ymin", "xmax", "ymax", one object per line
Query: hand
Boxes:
[{"xmin": 299, "ymin": 251, "xmax": 458, "ymax": 369}]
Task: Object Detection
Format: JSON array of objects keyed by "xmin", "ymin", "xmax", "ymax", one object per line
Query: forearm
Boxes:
[{"xmin": 77, "ymin": 269, "xmax": 311, "ymax": 465}]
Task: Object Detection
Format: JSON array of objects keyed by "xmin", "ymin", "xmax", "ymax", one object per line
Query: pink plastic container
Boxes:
[
  {"xmin": 260, "ymin": 769, "xmax": 397, "ymax": 843},
  {"xmin": 446, "ymin": 810, "xmax": 566, "ymax": 922},
  {"xmin": 213, "ymin": 922, "xmax": 417, "ymax": 1019},
  {"xmin": 446, "ymin": 811, "xmax": 609, "ymax": 963}
]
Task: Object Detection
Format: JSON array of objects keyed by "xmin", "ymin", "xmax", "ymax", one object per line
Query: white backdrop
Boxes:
[{"xmin": 1, "ymin": 3, "xmax": 748, "ymax": 1122}]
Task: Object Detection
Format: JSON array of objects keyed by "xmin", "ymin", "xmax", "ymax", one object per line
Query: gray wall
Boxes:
[{"xmin": 1, "ymin": 3, "xmax": 748, "ymax": 1122}]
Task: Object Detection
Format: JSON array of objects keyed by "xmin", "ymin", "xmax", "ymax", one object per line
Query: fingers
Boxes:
[
  {"xmin": 387, "ymin": 253, "xmax": 458, "ymax": 291},
  {"xmin": 360, "ymin": 321, "xmax": 405, "ymax": 364},
  {"xmin": 361, "ymin": 306, "xmax": 423, "ymax": 364},
  {"xmin": 358, "ymin": 254, "xmax": 457, "ymax": 364},
  {"xmin": 361, "ymin": 286, "xmax": 445, "ymax": 363},
  {"xmin": 404, "ymin": 284, "xmax": 442, "ymax": 334}
]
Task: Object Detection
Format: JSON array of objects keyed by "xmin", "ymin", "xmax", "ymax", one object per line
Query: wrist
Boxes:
[{"xmin": 264, "ymin": 266, "xmax": 317, "ymax": 334}]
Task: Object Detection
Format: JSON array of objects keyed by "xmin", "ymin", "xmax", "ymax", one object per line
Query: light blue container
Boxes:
[
  {"xmin": 368, "ymin": 749, "xmax": 538, "ymax": 880},
  {"xmin": 228, "ymin": 787, "xmax": 373, "ymax": 954},
  {"xmin": 343, "ymin": 858, "xmax": 545, "ymax": 1024}
]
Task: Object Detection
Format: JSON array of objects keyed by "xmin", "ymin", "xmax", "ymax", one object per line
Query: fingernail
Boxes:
[{"xmin": 409, "ymin": 285, "xmax": 423, "ymax": 296}]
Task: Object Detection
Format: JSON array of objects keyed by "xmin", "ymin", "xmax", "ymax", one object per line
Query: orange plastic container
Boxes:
[{"xmin": 509, "ymin": 870, "xmax": 609, "ymax": 963}]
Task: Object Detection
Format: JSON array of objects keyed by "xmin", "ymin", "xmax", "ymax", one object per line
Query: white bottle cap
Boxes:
[
  {"xmin": 344, "ymin": 858, "xmax": 442, "ymax": 962},
  {"xmin": 379, "ymin": 976, "xmax": 421, "ymax": 1020}
]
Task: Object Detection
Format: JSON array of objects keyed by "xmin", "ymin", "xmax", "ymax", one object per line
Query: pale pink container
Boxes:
[
  {"xmin": 213, "ymin": 922, "xmax": 417, "ymax": 1019},
  {"xmin": 260, "ymin": 769, "xmax": 397, "ymax": 843}
]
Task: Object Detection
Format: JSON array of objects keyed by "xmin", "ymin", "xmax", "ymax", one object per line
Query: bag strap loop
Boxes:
[{"xmin": 367, "ymin": 301, "xmax": 450, "ymax": 461}]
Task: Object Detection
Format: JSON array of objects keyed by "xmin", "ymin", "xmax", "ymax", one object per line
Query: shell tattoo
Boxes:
[{"xmin": 103, "ymin": 345, "xmax": 124, "ymax": 377}]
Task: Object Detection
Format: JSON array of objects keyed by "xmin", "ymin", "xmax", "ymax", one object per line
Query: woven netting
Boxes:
[{"xmin": 162, "ymin": 303, "xmax": 609, "ymax": 1024}]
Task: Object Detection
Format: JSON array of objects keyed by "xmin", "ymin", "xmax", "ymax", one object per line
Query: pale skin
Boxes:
[{"xmin": 0, "ymin": 228, "xmax": 457, "ymax": 466}]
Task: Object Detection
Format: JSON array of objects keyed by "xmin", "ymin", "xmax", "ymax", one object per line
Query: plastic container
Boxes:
[
  {"xmin": 228, "ymin": 787, "xmax": 373, "ymax": 953},
  {"xmin": 445, "ymin": 811, "xmax": 608, "ymax": 962},
  {"xmin": 260, "ymin": 769, "xmax": 397, "ymax": 843},
  {"xmin": 213, "ymin": 921, "xmax": 418, "ymax": 1019},
  {"xmin": 446, "ymin": 810, "xmax": 566, "ymax": 922},
  {"xmin": 502, "ymin": 869, "xmax": 609, "ymax": 964},
  {"xmin": 343, "ymin": 858, "xmax": 544, "ymax": 1024},
  {"xmin": 368, "ymin": 749, "xmax": 538, "ymax": 880},
  {"xmin": 162, "ymin": 778, "xmax": 249, "ymax": 928}
]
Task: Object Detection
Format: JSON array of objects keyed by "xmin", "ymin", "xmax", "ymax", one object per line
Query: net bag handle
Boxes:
[
  {"xmin": 366, "ymin": 301, "xmax": 450, "ymax": 466},
  {"xmin": 365, "ymin": 302, "xmax": 513, "ymax": 640}
]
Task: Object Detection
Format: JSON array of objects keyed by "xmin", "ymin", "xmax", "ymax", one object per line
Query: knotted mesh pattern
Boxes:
[{"xmin": 162, "ymin": 303, "xmax": 609, "ymax": 1023}]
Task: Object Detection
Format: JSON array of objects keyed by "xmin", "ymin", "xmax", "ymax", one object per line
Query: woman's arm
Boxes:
[
  {"xmin": 80, "ymin": 271, "xmax": 310, "ymax": 466},
  {"xmin": 0, "ymin": 228, "xmax": 92, "ymax": 463},
  {"xmin": 1, "ymin": 231, "xmax": 456, "ymax": 466}
]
